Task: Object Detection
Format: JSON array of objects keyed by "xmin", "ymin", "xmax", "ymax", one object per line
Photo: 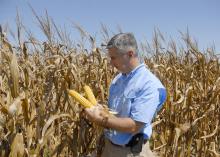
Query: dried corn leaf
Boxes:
[{"xmin": 9, "ymin": 133, "xmax": 25, "ymax": 157}]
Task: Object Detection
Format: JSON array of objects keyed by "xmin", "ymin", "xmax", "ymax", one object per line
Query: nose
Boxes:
[
  {"xmin": 110, "ymin": 61, "xmax": 118, "ymax": 70},
  {"xmin": 110, "ymin": 59, "xmax": 113, "ymax": 66}
]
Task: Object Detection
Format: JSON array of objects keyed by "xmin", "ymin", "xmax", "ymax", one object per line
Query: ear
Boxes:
[{"xmin": 127, "ymin": 51, "xmax": 134, "ymax": 57}]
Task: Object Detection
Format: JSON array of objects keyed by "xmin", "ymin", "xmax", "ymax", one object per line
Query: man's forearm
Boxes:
[
  {"xmin": 101, "ymin": 116, "xmax": 144, "ymax": 134},
  {"xmin": 83, "ymin": 106, "xmax": 144, "ymax": 133}
]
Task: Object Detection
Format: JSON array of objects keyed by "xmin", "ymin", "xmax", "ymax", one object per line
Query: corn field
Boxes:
[{"xmin": 0, "ymin": 14, "xmax": 220, "ymax": 157}]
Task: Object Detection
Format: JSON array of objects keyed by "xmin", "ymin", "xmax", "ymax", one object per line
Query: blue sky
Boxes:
[{"xmin": 0, "ymin": 0, "xmax": 219, "ymax": 52}]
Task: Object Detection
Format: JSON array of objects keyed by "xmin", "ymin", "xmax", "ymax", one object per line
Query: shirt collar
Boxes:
[{"xmin": 121, "ymin": 63, "xmax": 145, "ymax": 79}]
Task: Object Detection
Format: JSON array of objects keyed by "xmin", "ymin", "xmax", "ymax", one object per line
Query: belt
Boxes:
[
  {"xmin": 110, "ymin": 141, "xmax": 128, "ymax": 147},
  {"xmin": 109, "ymin": 139, "xmax": 148, "ymax": 148}
]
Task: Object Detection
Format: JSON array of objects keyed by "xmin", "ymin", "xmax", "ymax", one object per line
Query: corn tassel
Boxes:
[
  {"xmin": 84, "ymin": 85, "xmax": 97, "ymax": 105},
  {"xmin": 68, "ymin": 89, "xmax": 93, "ymax": 108}
]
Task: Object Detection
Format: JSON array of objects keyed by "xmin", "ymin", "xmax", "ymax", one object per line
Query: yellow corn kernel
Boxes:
[
  {"xmin": 68, "ymin": 89, "xmax": 93, "ymax": 108},
  {"xmin": 84, "ymin": 85, "xmax": 97, "ymax": 105}
]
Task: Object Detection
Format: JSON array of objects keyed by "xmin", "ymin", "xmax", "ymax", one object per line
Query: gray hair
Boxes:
[{"xmin": 106, "ymin": 33, "xmax": 139, "ymax": 56}]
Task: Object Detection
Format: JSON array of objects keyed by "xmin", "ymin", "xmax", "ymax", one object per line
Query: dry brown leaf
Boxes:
[{"xmin": 9, "ymin": 133, "xmax": 25, "ymax": 157}]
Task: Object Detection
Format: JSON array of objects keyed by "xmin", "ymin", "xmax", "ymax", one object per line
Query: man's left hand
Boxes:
[{"xmin": 83, "ymin": 104, "xmax": 108, "ymax": 124}]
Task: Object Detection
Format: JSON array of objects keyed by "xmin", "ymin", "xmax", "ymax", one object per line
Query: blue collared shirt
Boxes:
[{"xmin": 105, "ymin": 63, "xmax": 166, "ymax": 145}]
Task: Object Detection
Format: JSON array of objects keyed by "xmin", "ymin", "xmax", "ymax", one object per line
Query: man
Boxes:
[{"xmin": 84, "ymin": 33, "xmax": 166, "ymax": 157}]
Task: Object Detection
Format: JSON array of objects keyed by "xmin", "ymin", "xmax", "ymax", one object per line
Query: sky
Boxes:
[{"xmin": 0, "ymin": 0, "xmax": 220, "ymax": 52}]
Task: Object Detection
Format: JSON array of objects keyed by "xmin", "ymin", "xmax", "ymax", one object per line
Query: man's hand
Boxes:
[{"xmin": 83, "ymin": 104, "xmax": 108, "ymax": 125}]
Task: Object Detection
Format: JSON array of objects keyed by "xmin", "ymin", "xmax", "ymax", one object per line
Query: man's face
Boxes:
[{"xmin": 108, "ymin": 47, "xmax": 130, "ymax": 73}]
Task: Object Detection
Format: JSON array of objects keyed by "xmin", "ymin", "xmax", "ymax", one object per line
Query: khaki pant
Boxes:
[{"xmin": 100, "ymin": 139, "xmax": 157, "ymax": 157}]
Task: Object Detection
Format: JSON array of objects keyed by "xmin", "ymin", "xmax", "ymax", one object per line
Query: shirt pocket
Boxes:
[{"xmin": 117, "ymin": 90, "xmax": 136, "ymax": 117}]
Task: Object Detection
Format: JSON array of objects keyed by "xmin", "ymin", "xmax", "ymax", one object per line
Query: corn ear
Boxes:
[
  {"xmin": 84, "ymin": 85, "xmax": 97, "ymax": 105},
  {"xmin": 68, "ymin": 89, "xmax": 93, "ymax": 108}
]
